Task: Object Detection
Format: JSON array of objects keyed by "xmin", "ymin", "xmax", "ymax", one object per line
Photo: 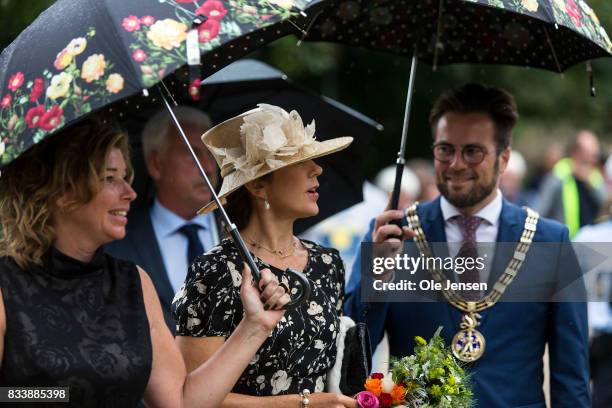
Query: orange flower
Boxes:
[
  {"xmin": 364, "ymin": 378, "xmax": 382, "ymax": 397},
  {"xmin": 391, "ymin": 384, "xmax": 406, "ymax": 404}
]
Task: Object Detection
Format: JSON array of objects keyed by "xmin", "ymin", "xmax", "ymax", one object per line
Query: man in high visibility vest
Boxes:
[{"xmin": 537, "ymin": 130, "xmax": 605, "ymax": 237}]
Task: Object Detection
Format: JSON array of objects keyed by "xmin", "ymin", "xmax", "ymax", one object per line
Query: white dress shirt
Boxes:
[
  {"xmin": 150, "ymin": 199, "xmax": 219, "ymax": 293},
  {"xmin": 440, "ymin": 189, "xmax": 503, "ymax": 285}
]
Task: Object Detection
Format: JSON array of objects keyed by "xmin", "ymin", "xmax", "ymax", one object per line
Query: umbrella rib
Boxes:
[
  {"xmin": 297, "ymin": 10, "xmax": 324, "ymax": 47},
  {"xmin": 287, "ymin": 19, "xmax": 308, "ymax": 37},
  {"xmin": 160, "ymin": 80, "xmax": 179, "ymax": 106},
  {"xmin": 543, "ymin": 26, "xmax": 563, "ymax": 74}
]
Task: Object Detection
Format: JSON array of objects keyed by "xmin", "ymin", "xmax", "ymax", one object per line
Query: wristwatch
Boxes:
[{"xmin": 299, "ymin": 389, "xmax": 310, "ymax": 407}]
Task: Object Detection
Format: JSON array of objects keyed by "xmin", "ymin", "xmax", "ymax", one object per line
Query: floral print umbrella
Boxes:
[
  {"xmin": 302, "ymin": 0, "xmax": 611, "ymax": 71},
  {"xmin": 0, "ymin": 0, "xmax": 322, "ymax": 166}
]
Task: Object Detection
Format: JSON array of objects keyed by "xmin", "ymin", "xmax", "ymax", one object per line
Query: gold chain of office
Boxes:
[{"xmin": 404, "ymin": 203, "xmax": 540, "ymax": 362}]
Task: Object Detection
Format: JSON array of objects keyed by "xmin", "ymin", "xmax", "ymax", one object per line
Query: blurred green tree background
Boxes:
[{"xmin": 2, "ymin": 0, "xmax": 611, "ymax": 178}]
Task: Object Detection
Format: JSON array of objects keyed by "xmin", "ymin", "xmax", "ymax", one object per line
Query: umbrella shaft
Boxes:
[
  {"xmin": 391, "ymin": 51, "xmax": 418, "ymax": 211},
  {"xmin": 399, "ymin": 50, "xmax": 418, "ymax": 158},
  {"xmin": 158, "ymin": 89, "xmax": 261, "ymax": 280}
]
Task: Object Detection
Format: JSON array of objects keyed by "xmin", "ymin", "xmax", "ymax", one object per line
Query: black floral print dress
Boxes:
[{"xmin": 172, "ymin": 238, "xmax": 345, "ymax": 396}]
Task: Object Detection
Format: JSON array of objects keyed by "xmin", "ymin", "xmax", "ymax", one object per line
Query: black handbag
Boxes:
[{"xmin": 339, "ymin": 322, "xmax": 373, "ymax": 395}]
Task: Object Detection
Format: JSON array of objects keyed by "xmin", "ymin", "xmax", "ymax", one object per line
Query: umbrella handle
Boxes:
[
  {"xmin": 389, "ymin": 159, "xmax": 405, "ymax": 212},
  {"xmin": 228, "ymin": 226, "xmax": 311, "ymax": 310},
  {"xmin": 282, "ymin": 268, "xmax": 312, "ymax": 309}
]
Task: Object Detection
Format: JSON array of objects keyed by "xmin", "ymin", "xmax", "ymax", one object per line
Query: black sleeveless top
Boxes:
[{"xmin": 0, "ymin": 247, "xmax": 152, "ymax": 407}]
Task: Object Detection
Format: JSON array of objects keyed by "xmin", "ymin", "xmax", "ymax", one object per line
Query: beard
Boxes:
[{"xmin": 437, "ymin": 158, "xmax": 499, "ymax": 209}]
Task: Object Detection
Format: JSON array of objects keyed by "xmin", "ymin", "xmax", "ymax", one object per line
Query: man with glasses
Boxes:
[{"xmin": 345, "ymin": 83, "xmax": 590, "ymax": 407}]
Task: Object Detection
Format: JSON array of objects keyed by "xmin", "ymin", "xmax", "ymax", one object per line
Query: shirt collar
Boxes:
[
  {"xmin": 151, "ymin": 199, "xmax": 209, "ymax": 238},
  {"xmin": 440, "ymin": 189, "xmax": 503, "ymax": 226}
]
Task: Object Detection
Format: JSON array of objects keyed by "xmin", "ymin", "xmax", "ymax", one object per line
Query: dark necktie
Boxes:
[
  {"xmin": 454, "ymin": 214, "xmax": 483, "ymax": 301},
  {"xmin": 177, "ymin": 224, "xmax": 204, "ymax": 266}
]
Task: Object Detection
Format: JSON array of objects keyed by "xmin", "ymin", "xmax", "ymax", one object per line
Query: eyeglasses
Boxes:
[{"xmin": 432, "ymin": 143, "xmax": 490, "ymax": 165}]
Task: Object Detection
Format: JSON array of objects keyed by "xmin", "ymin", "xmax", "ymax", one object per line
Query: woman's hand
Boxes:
[
  {"xmin": 240, "ymin": 264, "xmax": 289, "ymax": 333},
  {"xmin": 307, "ymin": 392, "xmax": 357, "ymax": 408}
]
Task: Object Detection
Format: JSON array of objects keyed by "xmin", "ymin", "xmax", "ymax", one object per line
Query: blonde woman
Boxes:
[
  {"xmin": 173, "ymin": 104, "xmax": 357, "ymax": 407},
  {"xmin": 0, "ymin": 118, "xmax": 289, "ymax": 408}
]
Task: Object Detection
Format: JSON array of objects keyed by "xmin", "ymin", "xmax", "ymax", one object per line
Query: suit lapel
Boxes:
[
  {"xmin": 487, "ymin": 200, "xmax": 524, "ymax": 287},
  {"xmin": 420, "ymin": 197, "xmax": 447, "ymax": 243}
]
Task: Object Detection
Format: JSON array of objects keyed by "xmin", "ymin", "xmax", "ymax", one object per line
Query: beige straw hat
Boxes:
[{"xmin": 197, "ymin": 104, "xmax": 353, "ymax": 214}]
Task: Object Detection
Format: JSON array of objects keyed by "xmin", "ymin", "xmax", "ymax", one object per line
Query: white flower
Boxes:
[
  {"xmin": 205, "ymin": 104, "xmax": 316, "ymax": 179},
  {"xmin": 314, "ymin": 339, "xmax": 324, "ymax": 350},
  {"xmin": 0, "ymin": 141, "xmax": 5, "ymax": 156},
  {"xmin": 268, "ymin": 0, "xmax": 296, "ymax": 9},
  {"xmin": 46, "ymin": 72, "xmax": 73, "ymax": 100},
  {"xmin": 270, "ymin": 370, "xmax": 292, "ymax": 394},
  {"xmin": 227, "ymin": 261, "xmax": 242, "ymax": 287},
  {"xmin": 315, "ymin": 376, "xmax": 324, "ymax": 392},
  {"xmin": 172, "ymin": 285, "xmax": 186, "ymax": 303},
  {"xmin": 382, "ymin": 375, "xmax": 394, "ymax": 393},
  {"xmin": 321, "ymin": 254, "xmax": 332, "ymax": 264},
  {"xmin": 66, "ymin": 37, "xmax": 87, "ymax": 56},
  {"xmin": 307, "ymin": 301, "xmax": 323, "ymax": 315},
  {"xmin": 195, "ymin": 282, "xmax": 206, "ymax": 294},
  {"xmin": 186, "ymin": 317, "xmax": 201, "ymax": 330}
]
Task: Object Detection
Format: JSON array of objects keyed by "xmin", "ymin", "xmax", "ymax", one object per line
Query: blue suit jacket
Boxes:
[{"xmin": 345, "ymin": 197, "xmax": 590, "ymax": 408}]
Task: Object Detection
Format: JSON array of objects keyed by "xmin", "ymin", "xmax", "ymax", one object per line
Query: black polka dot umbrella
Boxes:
[
  {"xmin": 303, "ymin": 0, "xmax": 611, "ymax": 71},
  {"xmin": 298, "ymin": 0, "xmax": 612, "ymax": 210}
]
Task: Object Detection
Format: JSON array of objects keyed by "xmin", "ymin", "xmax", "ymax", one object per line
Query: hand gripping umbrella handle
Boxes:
[{"xmin": 228, "ymin": 226, "xmax": 311, "ymax": 310}]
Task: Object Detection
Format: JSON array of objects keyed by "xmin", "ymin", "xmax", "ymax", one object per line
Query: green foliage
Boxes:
[
  {"xmin": 389, "ymin": 328, "xmax": 474, "ymax": 408},
  {"xmin": 0, "ymin": 0, "xmax": 55, "ymax": 50}
]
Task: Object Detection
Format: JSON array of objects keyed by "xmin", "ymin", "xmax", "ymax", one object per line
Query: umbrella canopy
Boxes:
[
  {"xmin": 296, "ymin": 0, "xmax": 612, "ymax": 211},
  {"xmin": 0, "ymin": 0, "xmax": 329, "ymax": 303},
  {"xmin": 121, "ymin": 59, "xmax": 383, "ymax": 233},
  {"xmin": 0, "ymin": 0, "xmax": 323, "ymax": 166},
  {"xmin": 301, "ymin": 0, "xmax": 612, "ymax": 71}
]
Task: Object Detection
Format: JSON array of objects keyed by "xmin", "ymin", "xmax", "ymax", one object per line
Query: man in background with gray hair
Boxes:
[{"xmin": 107, "ymin": 106, "xmax": 221, "ymax": 332}]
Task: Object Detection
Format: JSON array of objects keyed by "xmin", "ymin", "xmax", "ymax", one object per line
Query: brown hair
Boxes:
[
  {"xmin": 429, "ymin": 83, "xmax": 519, "ymax": 151},
  {"xmin": 0, "ymin": 117, "xmax": 133, "ymax": 268},
  {"xmin": 224, "ymin": 173, "xmax": 273, "ymax": 231}
]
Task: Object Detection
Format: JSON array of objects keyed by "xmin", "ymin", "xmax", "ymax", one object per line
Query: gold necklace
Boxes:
[
  {"xmin": 405, "ymin": 203, "xmax": 539, "ymax": 362},
  {"xmin": 243, "ymin": 235, "xmax": 298, "ymax": 259}
]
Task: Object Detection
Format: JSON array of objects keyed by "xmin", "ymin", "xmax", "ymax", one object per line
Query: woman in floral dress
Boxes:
[{"xmin": 173, "ymin": 104, "xmax": 357, "ymax": 407}]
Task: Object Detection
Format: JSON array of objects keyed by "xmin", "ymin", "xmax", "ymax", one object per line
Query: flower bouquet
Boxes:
[{"xmin": 356, "ymin": 328, "xmax": 474, "ymax": 408}]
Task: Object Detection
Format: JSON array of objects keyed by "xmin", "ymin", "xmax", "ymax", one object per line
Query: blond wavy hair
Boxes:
[{"xmin": 0, "ymin": 118, "xmax": 133, "ymax": 269}]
